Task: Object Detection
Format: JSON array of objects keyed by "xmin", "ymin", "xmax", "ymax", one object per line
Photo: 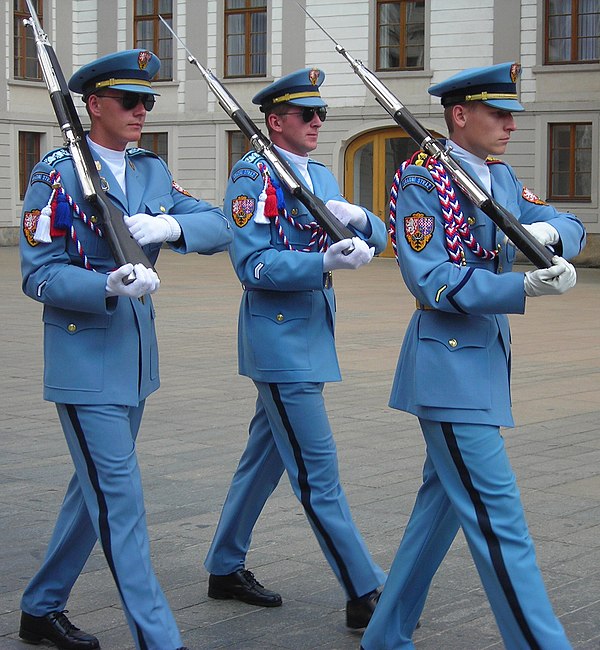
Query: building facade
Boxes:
[{"xmin": 2, "ymin": 0, "xmax": 599, "ymax": 262}]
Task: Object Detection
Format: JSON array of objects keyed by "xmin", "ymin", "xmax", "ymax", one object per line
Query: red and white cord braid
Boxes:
[{"xmin": 428, "ymin": 162, "xmax": 497, "ymax": 264}]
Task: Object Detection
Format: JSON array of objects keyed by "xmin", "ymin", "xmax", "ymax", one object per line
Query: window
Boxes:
[
  {"xmin": 19, "ymin": 131, "xmax": 41, "ymax": 200},
  {"xmin": 134, "ymin": 0, "xmax": 172, "ymax": 80},
  {"xmin": 376, "ymin": 0, "xmax": 425, "ymax": 71},
  {"xmin": 139, "ymin": 132, "xmax": 168, "ymax": 165},
  {"xmin": 545, "ymin": 0, "xmax": 599, "ymax": 64},
  {"xmin": 14, "ymin": 0, "xmax": 42, "ymax": 80},
  {"xmin": 228, "ymin": 131, "xmax": 251, "ymax": 174},
  {"xmin": 225, "ymin": 0, "xmax": 267, "ymax": 78},
  {"xmin": 548, "ymin": 123, "xmax": 592, "ymax": 201}
]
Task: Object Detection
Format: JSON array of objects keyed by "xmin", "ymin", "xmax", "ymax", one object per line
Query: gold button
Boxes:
[
  {"xmin": 91, "ymin": 215, "xmax": 98, "ymax": 224},
  {"xmin": 67, "ymin": 323, "xmax": 77, "ymax": 333},
  {"xmin": 467, "ymin": 216, "xmax": 475, "ymax": 226},
  {"xmin": 160, "ymin": 205, "xmax": 166, "ymax": 212},
  {"xmin": 498, "ymin": 265, "xmax": 503, "ymax": 273},
  {"xmin": 276, "ymin": 313, "xmax": 284, "ymax": 322},
  {"xmin": 448, "ymin": 338, "xmax": 458, "ymax": 348},
  {"xmin": 291, "ymin": 208, "xmax": 298, "ymax": 215}
]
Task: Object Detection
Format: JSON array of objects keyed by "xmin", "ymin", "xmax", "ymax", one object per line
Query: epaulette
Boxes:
[
  {"xmin": 486, "ymin": 156, "xmax": 505, "ymax": 165},
  {"xmin": 127, "ymin": 147, "xmax": 159, "ymax": 158},
  {"xmin": 241, "ymin": 151, "xmax": 263, "ymax": 165},
  {"xmin": 41, "ymin": 147, "xmax": 71, "ymax": 167},
  {"xmin": 406, "ymin": 150, "xmax": 438, "ymax": 169}
]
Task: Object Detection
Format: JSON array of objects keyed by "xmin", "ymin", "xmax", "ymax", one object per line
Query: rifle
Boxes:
[
  {"xmin": 299, "ymin": 5, "xmax": 554, "ymax": 270},
  {"xmin": 24, "ymin": 0, "xmax": 154, "ymax": 281},
  {"xmin": 158, "ymin": 15, "xmax": 354, "ymax": 249}
]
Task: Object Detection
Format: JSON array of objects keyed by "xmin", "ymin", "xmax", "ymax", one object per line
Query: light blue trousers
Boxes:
[
  {"xmin": 361, "ymin": 419, "xmax": 571, "ymax": 650},
  {"xmin": 205, "ymin": 381, "xmax": 386, "ymax": 600},
  {"xmin": 21, "ymin": 403, "xmax": 182, "ymax": 650}
]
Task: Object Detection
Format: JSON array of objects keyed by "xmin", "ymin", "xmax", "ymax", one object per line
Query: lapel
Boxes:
[
  {"xmin": 488, "ymin": 163, "xmax": 506, "ymax": 203},
  {"xmin": 307, "ymin": 159, "xmax": 320, "ymax": 196},
  {"xmin": 124, "ymin": 153, "xmax": 146, "ymax": 215}
]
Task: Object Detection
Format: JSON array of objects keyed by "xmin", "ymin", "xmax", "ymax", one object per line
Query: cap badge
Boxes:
[
  {"xmin": 138, "ymin": 51, "xmax": 152, "ymax": 70},
  {"xmin": 308, "ymin": 68, "xmax": 320, "ymax": 86},
  {"xmin": 510, "ymin": 63, "xmax": 521, "ymax": 83}
]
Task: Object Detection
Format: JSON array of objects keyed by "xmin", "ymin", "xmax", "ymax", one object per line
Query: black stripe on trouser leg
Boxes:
[
  {"xmin": 441, "ymin": 421, "xmax": 540, "ymax": 650},
  {"xmin": 66, "ymin": 405, "xmax": 148, "ymax": 650},
  {"xmin": 269, "ymin": 384, "xmax": 358, "ymax": 600}
]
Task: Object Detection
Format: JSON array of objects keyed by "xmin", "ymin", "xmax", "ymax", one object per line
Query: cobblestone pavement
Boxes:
[{"xmin": 1, "ymin": 246, "xmax": 599, "ymax": 649}]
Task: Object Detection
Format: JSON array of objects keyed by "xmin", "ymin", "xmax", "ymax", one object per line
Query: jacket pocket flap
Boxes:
[{"xmin": 418, "ymin": 313, "xmax": 490, "ymax": 351}]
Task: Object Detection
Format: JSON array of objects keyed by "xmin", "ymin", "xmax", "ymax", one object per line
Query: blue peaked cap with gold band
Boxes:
[
  {"xmin": 428, "ymin": 62, "xmax": 524, "ymax": 112},
  {"xmin": 253, "ymin": 67, "xmax": 327, "ymax": 111},
  {"xmin": 68, "ymin": 49, "xmax": 161, "ymax": 98}
]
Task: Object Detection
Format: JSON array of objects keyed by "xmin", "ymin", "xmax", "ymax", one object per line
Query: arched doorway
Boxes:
[{"xmin": 344, "ymin": 127, "xmax": 441, "ymax": 257}]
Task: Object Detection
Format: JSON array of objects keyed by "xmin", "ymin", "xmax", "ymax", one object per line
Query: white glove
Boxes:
[
  {"xmin": 506, "ymin": 222, "xmax": 559, "ymax": 248},
  {"xmin": 524, "ymin": 255, "xmax": 576, "ymax": 297},
  {"xmin": 105, "ymin": 263, "xmax": 160, "ymax": 298},
  {"xmin": 124, "ymin": 212, "xmax": 182, "ymax": 246},
  {"xmin": 323, "ymin": 237, "xmax": 375, "ymax": 272},
  {"xmin": 325, "ymin": 199, "xmax": 368, "ymax": 231}
]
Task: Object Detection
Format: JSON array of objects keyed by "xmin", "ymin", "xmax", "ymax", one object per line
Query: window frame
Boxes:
[
  {"xmin": 547, "ymin": 121, "xmax": 593, "ymax": 202},
  {"xmin": 227, "ymin": 131, "xmax": 252, "ymax": 175},
  {"xmin": 133, "ymin": 0, "xmax": 173, "ymax": 81},
  {"xmin": 375, "ymin": 0, "xmax": 425, "ymax": 72},
  {"xmin": 19, "ymin": 131, "xmax": 41, "ymax": 200},
  {"xmin": 224, "ymin": 0, "xmax": 267, "ymax": 79},
  {"xmin": 139, "ymin": 131, "xmax": 169, "ymax": 166},
  {"xmin": 544, "ymin": 0, "xmax": 600, "ymax": 65},
  {"xmin": 14, "ymin": 0, "xmax": 43, "ymax": 81}
]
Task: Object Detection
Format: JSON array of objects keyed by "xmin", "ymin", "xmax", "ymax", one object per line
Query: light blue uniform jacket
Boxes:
[
  {"xmin": 20, "ymin": 147, "xmax": 232, "ymax": 406},
  {"xmin": 225, "ymin": 150, "xmax": 388, "ymax": 383},
  {"xmin": 390, "ymin": 153, "xmax": 586, "ymax": 426}
]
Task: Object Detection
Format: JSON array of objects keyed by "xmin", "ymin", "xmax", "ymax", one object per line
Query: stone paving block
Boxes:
[{"xmin": 1, "ymin": 248, "xmax": 599, "ymax": 649}]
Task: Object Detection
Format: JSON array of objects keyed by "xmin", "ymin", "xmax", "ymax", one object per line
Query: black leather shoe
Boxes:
[
  {"xmin": 19, "ymin": 611, "xmax": 100, "ymax": 649},
  {"xmin": 346, "ymin": 588, "xmax": 381, "ymax": 629},
  {"xmin": 208, "ymin": 569, "xmax": 282, "ymax": 607}
]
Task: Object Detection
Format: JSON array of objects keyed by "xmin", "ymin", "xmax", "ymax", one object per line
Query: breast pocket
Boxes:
[
  {"xmin": 143, "ymin": 193, "xmax": 175, "ymax": 217},
  {"xmin": 43, "ymin": 307, "xmax": 110, "ymax": 392},
  {"xmin": 415, "ymin": 312, "xmax": 492, "ymax": 409},
  {"xmin": 248, "ymin": 291, "xmax": 312, "ymax": 371}
]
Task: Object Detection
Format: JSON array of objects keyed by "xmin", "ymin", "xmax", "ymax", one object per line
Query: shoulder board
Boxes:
[
  {"xmin": 41, "ymin": 147, "xmax": 71, "ymax": 166},
  {"xmin": 126, "ymin": 147, "xmax": 159, "ymax": 158},
  {"xmin": 486, "ymin": 156, "xmax": 506, "ymax": 165},
  {"xmin": 406, "ymin": 150, "xmax": 437, "ymax": 169},
  {"xmin": 241, "ymin": 151, "xmax": 263, "ymax": 165}
]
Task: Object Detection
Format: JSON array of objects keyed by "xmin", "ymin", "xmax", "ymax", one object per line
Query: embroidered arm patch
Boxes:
[
  {"xmin": 404, "ymin": 212, "xmax": 435, "ymax": 252},
  {"xmin": 23, "ymin": 210, "xmax": 41, "ymax": 247},
  {"xmin": 232, "ymin": 167, "xmax": 259, "ymax": 183},
  {"xmin": 30, "ymin": 171, "xmax": 54, "ymax": 188},
  {"xmin": 522, "ymin": 187, "xmax": 548, "ymax": 205},
  {"xmin": 401, "ymin": 174, "xmax": 435, "ymax": 193},
  {"xmin": 172, "ymin": 180, "xmax": 193, "ymax": 197},
  {"xmin": 231, "ymin": 195, "xmax": 255, "ymax": 227}
]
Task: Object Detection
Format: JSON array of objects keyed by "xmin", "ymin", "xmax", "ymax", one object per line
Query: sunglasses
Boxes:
[
  {"xmin": 95, "ymin": 91, "xmax": 156, "ymax": 112},
  {"xmin": 281, "ymin": 106, "xmax": 327, "ymax": 123}
]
